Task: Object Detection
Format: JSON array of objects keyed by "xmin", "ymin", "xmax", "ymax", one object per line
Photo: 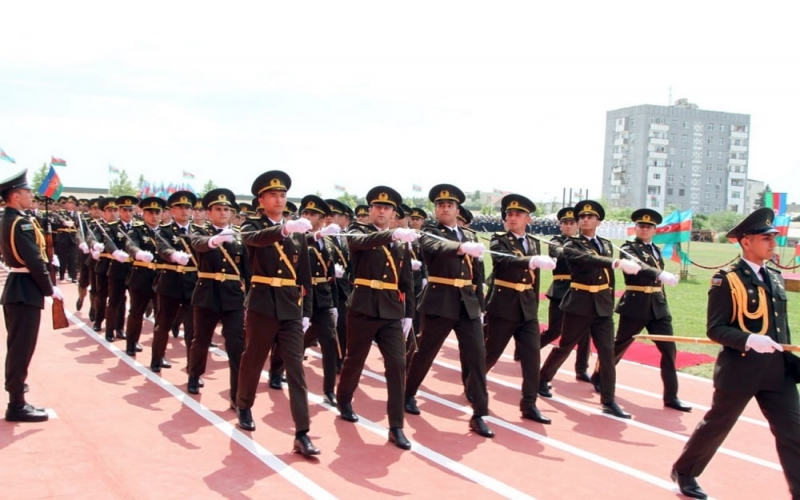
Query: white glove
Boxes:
[
  {"xmin": 617, "ymin": 259, "xmax": 641, "ymax": 275},
  {"xmin": 392, "ymin": 227, "xmax": 418, "ymax": 243},
  {"xmin": 92, "ymin": 242, "xmax": 104, "ymax": 252},
  {"xmin": 422, "ymin": 278, "xmax": 428, "ymax": 288},
  {"xmin": 51, "ymin": 286, "xmax": 63, "ymax": 301},
  {"xmin": 658, "ymin": 271, "xmax": 679, "ymax": 286},
  {"xmin": 302, "ymin": 317, "xmax": 311, "ymax": 333},
  {"xmin": 411, "ymin": 259, "xmax": 422, "ymax": 271},
  {"xmin": 401, "ymin": 318, "xmax": 413, "ymax": 340},
  {"xmin": 334, "ymin": 263, "xmax": 345, "ymax": 278},
  {"xmin": 63, "ymin": 220, "xmax": 75, "ymax": 228},
  {"xmin": 330, "ymin": 308, "xmax": 339, "ymax": 325},
  {"xmin": 91, "ymin": 249, "xmax": 100, "ymax": 260},
  {"xmin": 209, "ymin": 228, "xmax": 234, "ymax": 248},
  {"xmin": 284, "ymin": 218, "xmax": 313, "ymax": 234},
  {"xmin": 745, "ymin": 334, "xmax": 783, "ymax": 353},
  {"xmin": 135, "ymin": 250, "xmax": 154, "ymax": 263},
  {"xmin": 51, "ymin": 255, "xmax": 60, "ymax": 267},
  {"xmin": 529, "ymin": 255, "xmax": 557, "ymax": 270},
  {"xmin": 317, "ymin": 224, "xmax": 341, "ymax": 237},
  {"xmin": 170, "ymin": 251, "xmax": 191, "ymax": 265},
  {"xmin": 112, "ymin": 249, "xmax": 129, "ymax": 262},
  {"xmin": 79, "ymin": 242, "xmax": 90, "ymax": 254},
  {"xmin": 460, "ymin": 242, "xmax": 485, "ymax": 258},
  {"xmin": 480, "ymin": 312, "xmax": 486, "ymax": 325}
]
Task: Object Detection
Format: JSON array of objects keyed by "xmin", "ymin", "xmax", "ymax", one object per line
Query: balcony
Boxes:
[
  {"xmin": 731, "ymin": 130, "xmax": 748, "ymax": 139},
  {"xmin": 650, "ymin": 123, "xmax": 669, "ymax": 132},
  {"xmin": 649, "ymin": 138, "xmax": 669, "ymax": 146},
  {"xmin": 730, "ymin": 145, "xmax": 748, "ymax": 153},
  {"xmin": 729, "ymin": 158, "xmax": 747, "ymax": 166},
  {"xmin": 614, "ymin": 138, "xmax": 628, "ymax": 146},
  {"xmin": 613, "ymin": 153, "xmax": 627, "ymax": 160},
  {"xmin": 649, "ymin": 152, "xmax": 668, "ymax": 160}
]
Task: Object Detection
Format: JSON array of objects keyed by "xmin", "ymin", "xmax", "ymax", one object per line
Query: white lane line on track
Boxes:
[
  {"xmin": 208, "ymin": 346, "xmax": 535, "ymax": 500},
  {"xmin": 65, "ymin": 312, "xmax": 336, "ymax": 500},
  {"xmin": 432, "ymin": 357, "xmax": 783, "ymax": 472},
  {"xmin": 444, "ymin": 338, "xmax": 770, "ymax": 429}
]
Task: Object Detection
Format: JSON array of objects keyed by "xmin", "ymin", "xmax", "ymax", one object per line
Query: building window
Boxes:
[
  {"xmin": 718, "ymin": 138, "xmax": 724, "ymax": 145},
  {"xmin": 680, "ymin": 162, "xmax": 686, "ymax": 168},
  {"xmin": 716, "ymin": 177, "xmax": 722, "ymax": 185},
  {"xmin": 650, "ymin": 197, "xmax": 659, "ymax": 208},
  {"xmin": 705, "ymin": 192, "xmax": 710, "ymax": 199},
  {"xmin": 681, "ymin": 135, "xmax": 688, "ymax": 143},
  {"xmin": 707, "ymin": 151, "xmax": 713, "ymax": 158},
  {"xmin": 630, "ymin": 118, "xmax": 636, "ymax": 127},
  {"xmin": 734, "ymin": 139, "xmax": 742, "ymax": 146},
  {"xmin": 667, "ymin": 174, "xmax": 674, "ymax": 182},
  {"xmin": 683, "ymin": 121, "xmax": 689, "ymax": 128},
  {"xmin": 718, "ymin": 152, "xmax": 725, "ymax": 159},
  {"xmin": 707, "ymin": 138, "xmax": 713, "ymax": 144},
  {"xmin": 706, "ymin": 164, "xmax": 713, "ymax": 171},
  {"xmin": 671, "ymin": 120, "xmax": 677, "ymax": 127},
  {"xmin": 681, "ymin": 150, "xmax": 687, "ymax": 157},
  {"xmin": 719, "ymin": 124, "xmax": 725, "ymax": 132},
  {"xmin": 707, "ymin": 123, "xmax": 714, "ymax": 131},
  {"xmin": 679, "ymin": 188, "xmax": 685, "ymax": 196},
  {"xmin": 653, "ymin": 173, "xmax": 661, "ymax": 180},
  {"xmin": 732, "ymin": 191, "xmax": 741, "ymax": 199},
  {"xmin": 667, "ymin": 188, "xmax": 674, "ymax": 195},
  {"xmin": 706, "ymin": 178, "xmax": 712, "ymax": 185},
  {"xmin": 717, "ymin": 165, "xmax": 724, "ymax": 172},
  {"xmin": 647, "ymin": 186, "xmax": 661, "ymax": 195}
]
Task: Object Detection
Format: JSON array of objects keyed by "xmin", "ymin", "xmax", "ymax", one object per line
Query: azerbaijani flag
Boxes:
[
  {"xmin": 625, "ymin": 223, "xmax": 636, "ymax": 239},
  {"xmin": 764, "ymin": 191, "xmax": 787, "ymax": 216},
  {"xmin": 795, "ymin": 244, "xmax": 800, "ymax": 265},
  {"xmin": 182, "ymin": 170, "xmax": 195, "ymax": 179},
  {"xmin": 0, "ymin": 147, "xmax": 15, "ymax": 163},
  {"xmin": 334, "ymin": 184, "xmax": 346, "ymax": 192},
  {"xmin": 50, "ymin": 156, "xmax": 67, "ymax": 167},
  {"xmin": 653, "ymin": 210, "xmax": 692, "ymax": 264},
  {"xmin": 38, "ymin": 165, "xmax": 64, "ymax": 199},
  {"xmin": 774, "ymin": 215, "xmax": 791, "ymax": 247},
  {"xmin": 109, "ymin": 164, "xmax": 120, "ymax": 174},
  {"xmin": 412, "ymin": 184, "xmax": 422, "ymax": 192}
]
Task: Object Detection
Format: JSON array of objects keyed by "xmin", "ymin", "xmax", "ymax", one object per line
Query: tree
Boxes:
[
  {"xmin": 31, "ymin": 163, "xmax": 49, "ymax": 191},
  {"xmin": 471, "ymin": 190, "xmax": 481, "ymax": 203},
  {"xmin": 753, "ymin": 184, "xmax": 771, "ymax": 211},
  {"xmin": 198, "ymin": 180, "xmax": 218, "ymax": 198},
  {"xmin": 336, "ymin": 191, "xmax": 364, "ymax": 208},
  {"xmin": 109, "ymin": 169, "xmax": 137, "ymax": 197},
  {"xmin": 706, "ymin": 210, "xmax": 745, "ymax": 234}
]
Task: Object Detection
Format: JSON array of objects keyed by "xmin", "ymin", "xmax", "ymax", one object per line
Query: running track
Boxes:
[{"xmin": 0, "ymin": 269, "xmax": 793, "ymax": 499}]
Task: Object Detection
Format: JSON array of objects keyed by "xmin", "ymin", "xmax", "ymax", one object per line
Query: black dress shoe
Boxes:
[
  {"xmin": 293, "ymin": 434, "xmax": 320, "ymax": 456},
  {"xmin": 602, "ymin": 401, "xmax": 632, "ymax": 419},
  {"xmin": 135, "ymin": 343, "xmax": 143, "ymax": 352},
  {"xmin": 209, "ymin": 341, "xmax": 219, "ymax": 348},
  {"xmin": 388, "ymin": 427, "xmax": 412, "ymax": 450},
  {"xmin": 125, "ymin": 346, "xmax": 136, "ymax": 357},
  {"xmin": 590, "ymin": 372, "xmax": 602, "ymax": 393},
  {"xmin": 237, "ymin": 407, "xmax": 256, "ymax": 431},
  {"xmin": 268, "ymin": 376, "xmax": 283, "ymax": 390},
  {"xmin": 575, "ymin": 371, "xmax": 592, "ymax": 383},
  {"xmin": 337, "ymin": 402, "xmax": 359, "ymax": 423},
  {"xmin": 187, "ymin": 377, "xmax": 200, "ymax": 395},
  {"xmin": 160, "ymin": 358, "xmax": 172, "ymax": 369},
  {"xmin": 198, "ymin": 378, "xmax": 204, "ymax": 388},
  {"xmin": 76, "ymin": 297, "xmax": 84, "ymax": 311},
  {"xmin": 23, "ymin": 383, "xmax": 29, "ymax": 393},
  {"xmin": 94, "ymin": 324, "xmax": 103, "ymax": 333},
  {"xmin": 150, "ymin": 363, "xmax": 161, "ymax": 373},
  {"xmin": 89, "ymin": 308, "xmax": 95, "ymax": 322},
  {"xmin": 323, "ymin": 391, "xmax": 337, "ymax": 406},
  {"xmin": 5, "ymin": 403, "xmax": 49, "ymax": 423},
  {"xmin": 521, "ymin": 405, "xmax": 552, "ymax": 424},
  {"xmin": 469, "ymin": 416, "xmax": 495, "ymax": 438},
  {"xmin": 105, "ymin": 332, "xmax": 114, "ymax": 342},
  {"xmin": 671, "ymin": 469, "xmax": 708, "ymax": 499},
  {"xmin": 116, "ymin": 331, "xmax": 126, "ymax": 340},
  {"xmin": 664, "ymin": 399, "xmax": 692, "ymax": 412},
  {"xmin": 404, "ymin": 396, "xmax": 420, "ymax": 415},
  {"xmin": 538, "ymin": 380, "xmax": 553, "ymax": 398}
]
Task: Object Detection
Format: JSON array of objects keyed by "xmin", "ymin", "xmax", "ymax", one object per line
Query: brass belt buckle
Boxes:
[
  {"xmin": 453, "ymin": 278, "xmax": 467, "ymax": 287},
  {"xmin": 370, "ymin": 279, "xmax": 384, "ymax": 290}
]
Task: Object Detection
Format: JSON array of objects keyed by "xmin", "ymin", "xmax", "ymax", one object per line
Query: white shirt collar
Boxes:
[{"xmin": 742, "ymin": 257, "xmax": 767, "ymax": 280}]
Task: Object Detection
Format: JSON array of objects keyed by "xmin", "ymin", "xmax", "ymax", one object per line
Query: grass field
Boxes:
[{"xmin": 480, "ymin": 236, "xmax": 800, "ymax": 379}]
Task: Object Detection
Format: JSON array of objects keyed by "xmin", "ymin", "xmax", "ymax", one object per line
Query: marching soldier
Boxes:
[
  {"xmin": 404, "ymin": 184, "xmax": 494, "ymax": 438},
  {"xmin": 353, "ymin": 204, "xmax": 369, "ymax": 224},
  {"xmin": 54, "ymin": 195, "xmax": 80, "ymax": 282},
  {"xmin": 483, "ymin": 194, "xmax": 556, "ymax": 424},
  {"xmin": 103, "ymin": 196, "xmax": 138, "ymax": 343},
  {"xmin": 283, "ymin": 200, "xmax": 298, "ymax": 220},
  {"xmin": 538, "ymin": 200, "xmax": 640, "ymax": 419},
  {"xmin": 325, "ymin": 199, "xmax": 353, "ymax": 371},
  {"xmin": 0, "ymin": 169, "xmax": 62, "ymax": 422},
  {"xmin": 336, "ymin": 186, "xmax": 417, "ymax": 450},
  {"xmin": 592, "ymin": 209, "xmax": 689, "ymax": 412},
  {"xmin": 672, "ymin": 208, "xmax": 800, "ymax": 499},
  {"xmin": 406, "ymin": 207, "xmax": 428, "ymax": 347},
  {"xmin": 188, "ymin": 189, "xmax": 249, "ymax": 411},
  {"xmin": 235, "ymin": 172, "xmax": 319, "ymax": 457},
  {"xmin": 91, "ymin": 198, "xmax": 120, "ymax": 333},
  {"xmin": 75, "ymin": 199, "xmax": 97, "ymax": 314},
  {"xmin": 191, "ymin": 199, "xmax": 207, "ymax": 226},
  {"xmin": 539, "ymin": 207, "xmax": 593, "ymax": 382}
]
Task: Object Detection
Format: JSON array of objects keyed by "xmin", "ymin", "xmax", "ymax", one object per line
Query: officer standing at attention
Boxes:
[
  {"xmin": 671, "ymin": 208, "xmax": 800, "ymax": 499},
  {"xmin": 0, "ymin": 169, "xmax": 63, "ymax": 422}
]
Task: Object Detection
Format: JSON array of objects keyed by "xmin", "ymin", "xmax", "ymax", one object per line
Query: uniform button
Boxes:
[
  {"xmin": 460, "ymin": 272, "xmax": 465, "ymax": 276},
  {"xmin": 775, "ymin": 312, "xmax": 779, "ymax": 316},
  {"xmin": 382, "ymin": 274, "xmax": 387, "ymax": 278},
  {"xmin": 777, "ymin": 328, "xmax": 781, "ymax": 333},
  {"xmin": 386, "ymin": 263, "xmax": 389, "ymax": 266},
  {"xmin": 278, "ymin": 270, "xmax": 283, "ymax": 274}
]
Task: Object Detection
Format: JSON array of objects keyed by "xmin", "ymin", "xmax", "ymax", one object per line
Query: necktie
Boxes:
[
  {"xmin": 180, "ymin": 227, "xmax": 187, "ymax": 235},
  {"xmin": 759, "ymin": 267, "xmax": 772, "ymax": 293},
  {"xmin": 518, "ymin": 237, "xmax": 527, "ymax": 254},
  {"xmin": 591, "ymin": 238, "xmax": 602, "ymax": 253}
]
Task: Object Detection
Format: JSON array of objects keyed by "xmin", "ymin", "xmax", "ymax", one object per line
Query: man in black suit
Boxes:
[
  {"xmin": 0, "ymin": 169, "xmax": 62, "ymax": 422},
  {"xmin": 671, "ymin": 208, "xmax": 800, "ymax": 499}
]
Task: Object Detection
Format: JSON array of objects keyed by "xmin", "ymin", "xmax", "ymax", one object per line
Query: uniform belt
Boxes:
[
  {"xmin": 427, "ymin": 276, "xmax": 473, "ymax": 288},
  {"xmin": 198, "ymin": 272, "xmax": 241, "ymax": 282},
  {"xmin": 625, "ymin": 285, "xmax": 662, "ymax": 294},
  {"xmin": 570, "ymin": 282, "xmax": 610, "ymax": 293},
  {"xmin": 100, "ymin": 253, "xmax": 114, "ymax": 259},
  {"xmin": 9, "ymin": 267, "xmax": 30, "ymax": 273},
  {"xmin": 353, "ymin": 278, "xmax": 398, "ymax": 290},
  {"xmin": 552, "ymin": 274, "xmax": 570, "ymax": 281},
  {"xmin": 251, "ymin": 275, "xmax": 297, "ymax": 287},
  {"xmin": 159, "ymin": 264, "xmax": 197, "ymax": 273},
  {"xmin": 133, "ymin": 261, "xmax": 158, "ymax": 270},
  {"xmin": 493, "ymin": 278, "xmax": 533, "ymax": 292},
  {"xmin": 311, "ymin": 277, "xmax": 329, "ymax": 285},
  {"xmin": 56, "ymin": 228, "xmax": 77, "ymax": 233}
]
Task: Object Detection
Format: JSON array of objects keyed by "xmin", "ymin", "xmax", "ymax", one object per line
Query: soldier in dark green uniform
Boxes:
[
  {"xmin": 91, "ymin": 198, "xmax": 120, "ymax": 333},
  {"xmin": 0, "ymin": 169, "xmax": 62, "ymax": 422},
  {"xmin": 103, "ymin": 195, "xmax": 138, "ymax": 343},
  {"xmin": 671, "ymin": 208, "xmax": 800, "ymax": 500},
  {"xmin": 325, "ymin": 199, "xmax": 353, "ymax": 372}
]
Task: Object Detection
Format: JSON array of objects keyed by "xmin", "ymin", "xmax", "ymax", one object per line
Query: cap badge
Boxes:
[
  {"xmin": 565, "ymin": 211, "xmax": 574, "ymax": 219},
  {"xmin": 440, "ymin": 190, "xmax": 450, "ymax": 199},
  {"xmin": 642, "ymin": 214, "xmax": 651, "ymax": 222},
  {"xmin": 307, "ymin": 201, "xmax": 316, "ymax": 209},
  {"xmin": 508, "ymin": 200, "xmax": 520, "ymax": 210},
  {"xmin": 378, "ymin": 192, "xmax": 389, "ymax": 201},
  {"xmin": 179, "ymin": 196, "xmax": 188, "ymax": 204},
  {"xmin": 583, "ymin": 203, "xmax": 592, "ymax": 212},
  {"xmin": 218, "ymin": 194, "xmax": 227, "ymax": 202},
  {"xmin": 269, "ymin": 178, "xmax": 283, "ymax": 188}
]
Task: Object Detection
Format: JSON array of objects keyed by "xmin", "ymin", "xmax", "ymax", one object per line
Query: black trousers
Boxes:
[
  {"xmin": 92, "ymin": 271, "xmax": 109, "ymax": 329},
  {"xmin": 673, "ymin": 383, "xmax": 800, "ymax": 496},
  {"xmin": 304, "ymin": 308, "xmax": 338, "ymax": 394},
  {"xmin": 189, "ymin": 306, "xmax": 244, "ymax": 404},
  {"xmin": 406, "ymin": 304, "xmax": 489, "ymax": 417},
  {"xmin": 540, "ymin": 312, "xmax": 617, "ymax": 404},
  {"xmin": 125, "ymin": 288, "xmax": 154, "ymax": 351},
  {"xmin": 485, "ymin": 315, "xmax": 541, "ymax": 408},
  {"xmin": 237, "ymin": 310, "xmax": 309, "ymax": 432},
  {"xmin": 78, "ymin": 258, "xmax": 92, "ymax": 288},
  {"xmin": 105, "ymin": 276, "xmax": 127, "ymax": 336},
  {"xmin": 540, "ymin": 297, "xmax": 591, "ymax": 373},
  {"xmin": 608, "ymin": 314, "xmax": 678, "ymax": 401},
  {"xmin": 56, "ymin": 241, "xmax": 78, "ymax": 280},
  {"xmin": 337, "ymin": 311, "xmax": 406, "ymax": 428},
  {"xmin": 152, "ymin": 295, "xmax": 193, "ymax": 366},
  {"xmin": 3, "ymin": 304, "xmax": 41, "ymax": 406}
]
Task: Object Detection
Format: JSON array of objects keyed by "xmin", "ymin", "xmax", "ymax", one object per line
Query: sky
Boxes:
[{"xmin": 1, "ymin": 1, "xmax": 798, "ymax": 206}]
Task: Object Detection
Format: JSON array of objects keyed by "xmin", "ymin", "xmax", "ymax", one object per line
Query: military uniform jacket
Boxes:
[
  {"xmin": 240, "ymin": 216, "xmax": 312, "ymax": 320},
  {"xmin": 191, "ymin": 225, "xmax": 251, "ymax": 312},
  {"xmin": 614, "ymin": 238, "xmax": 669, "ymax": 320},
  {"xmin": 417, "ymin": 223, "xmax": 484, "ymax": 320},
  {"xmin": 90, "ymin": 219, "xmax": 114, "ymax": 275},
  {"xmin": 54, "ymin": 210, "xmax": 80, "ymax": 244},
  {"xmin": 708, "ymin": 259, "xmax": 790, "ymax": 394},
  {"xmin": 329, "ymin": 234, "xmax": 354, "ymax": 299},
  {"xmin": 0, "ymin": 208, "xmax": 53, "ymax": 308},
  {"xmin": 307, "ymin": 234, "xmax": 337, "ymax": 310},
  {"xmin": 485, "ymin": 231, "xmax": 540, "ymax": 323},
  {"xmin": 124, "ymin": 222, "xmax": 164, "ymax": 292},
  {"xmin": 408, "ymin": 239, "xmax": 427, "ymax": 294},
  {"xmin": 558, "ymin": 235, "xmax": 616, "ymax": 318},
  {"xmin": 104, "ymin": 221, "xmax": 134, "ymax": 280},
  {"xmin": 154, "ymin": 221, "xmax": 201, "ymax": 300},
  {"xmin": 545, "ymin": 234, "xmax": 572, "ymax": 300},
  {"xmin": 346, "ymin": 223, "xmax": 414, "ymax": 320}
]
